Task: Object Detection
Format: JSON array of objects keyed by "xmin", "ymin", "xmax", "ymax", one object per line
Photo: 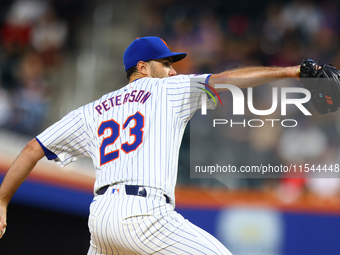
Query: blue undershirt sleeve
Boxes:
[{"xmin": 35, "ymin": 137, "xmax": 58, "ymax": 160}]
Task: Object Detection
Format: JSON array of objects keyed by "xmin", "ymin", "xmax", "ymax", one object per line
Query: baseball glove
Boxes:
[{"xmin": 300, "ymin": 59, "xmax": 340, "ymax": 114}]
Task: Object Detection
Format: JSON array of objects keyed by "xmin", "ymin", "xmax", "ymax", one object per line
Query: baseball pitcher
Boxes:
[{"xmin": 0, "ymin": 36, "xmax": 316, "ymax": 254}]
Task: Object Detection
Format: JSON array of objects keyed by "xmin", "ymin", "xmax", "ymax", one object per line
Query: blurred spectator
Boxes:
[
  {"xmin": 279, "ymin": 0, "xmax": 323, "ymax": 42},
  {"xmin": 32, "ymin": 8, "xmax": 68, "ymax": 70},
  {"xmin": 192, "ymin": 11, "xmax": 223, "ymax": 72},
  {"xmin": 277, "ymin": 125, "xmax": 328, "ymax": 165},
  {"xmin": 7, "ymin": 51, "xmax": 50, "ymax": 135},
  {"xmin": 1, "ymin": 0, "xmax": 49, "ymax": 51},
  {"xmin": 268, "ymin": 33, "xmax": 303, "ymax": 67},
  {"xmin": 0, "ymin": 0, "xmax": 70, "ymax": 135},
  {"xmin": 1, "ymin": 21, "xmax": 31, "ymax": 50},
  {"xmin": 6, "ymin": 0, "xmax": 49, "ymax": 24}
]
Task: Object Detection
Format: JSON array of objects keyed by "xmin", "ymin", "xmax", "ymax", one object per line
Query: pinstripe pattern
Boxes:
[
  {"xmin": 36, "ymin": 74, "xmax": 231, "ymax": 254},
  {"xmin": 87, "ymin": 185, "xmax": 232, "ymax": 255}
]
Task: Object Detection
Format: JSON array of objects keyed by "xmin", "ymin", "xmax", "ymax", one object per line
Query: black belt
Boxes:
[{"xmin": 96, "ymin": 184, "xmax": 170, "ymax": 204}]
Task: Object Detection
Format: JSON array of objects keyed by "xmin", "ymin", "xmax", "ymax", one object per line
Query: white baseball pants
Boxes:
[{"xmin": 87, "ymin": 185, "xmax": 232, "ymax": 255}]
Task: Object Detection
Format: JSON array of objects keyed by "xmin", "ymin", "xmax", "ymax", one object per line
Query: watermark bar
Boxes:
[{"xmin": 189, "ymin": 78, "xmax": 339, "ymax": 179}]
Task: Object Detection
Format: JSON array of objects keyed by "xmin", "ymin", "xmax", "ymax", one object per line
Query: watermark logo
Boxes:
[
  {"xmin": 198, "ymin": 82, "xmax": 223, "ymax": 115},
  {"xmin": 200, "ymin": 84, "xmax": 311, "ymax": 116},
  {"xmin": 199, "ymin": 83, "xmax": 312, "ymax": 128}
]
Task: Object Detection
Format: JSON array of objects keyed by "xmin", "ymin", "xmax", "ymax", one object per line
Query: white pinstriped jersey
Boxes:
[{"xmin": 36, "ymin": 74, "xmax": 212, "ymax": 205}]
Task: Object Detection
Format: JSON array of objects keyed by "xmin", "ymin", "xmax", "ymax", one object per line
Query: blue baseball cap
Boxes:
[{"xmin": 123, "ymin": 36, "xmax": 187, "ymax": 72}]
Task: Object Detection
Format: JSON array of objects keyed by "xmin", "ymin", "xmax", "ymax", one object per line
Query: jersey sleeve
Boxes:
[
  {"xmin": 36, "ymin": 107, "xmax": 90, "ymax": 167},
  {"xmin": 164, "ymin": 74, "xmax": 216, "ymax": 121}
]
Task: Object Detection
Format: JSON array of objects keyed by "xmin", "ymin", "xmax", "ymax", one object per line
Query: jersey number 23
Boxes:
[{"xmin": 98, "ymin": 111, "xmax": 144, "ymax": 166}]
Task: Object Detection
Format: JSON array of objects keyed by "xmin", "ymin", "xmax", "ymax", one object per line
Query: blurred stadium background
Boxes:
[{"xmin": 1, "ymin": 0, "xmax": 340, "ymax": 254}]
